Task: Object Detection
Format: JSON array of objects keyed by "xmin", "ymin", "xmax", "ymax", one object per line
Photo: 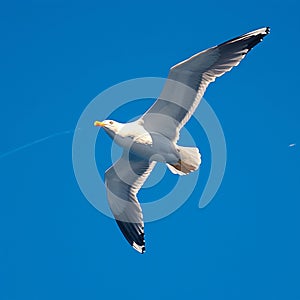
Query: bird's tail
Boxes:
[{"xmin": 167, "ymin": 146, "xmax": 201, "ymax": 175}]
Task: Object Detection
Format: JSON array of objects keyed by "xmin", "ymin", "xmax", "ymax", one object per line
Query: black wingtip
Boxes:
[
  {"xmin": 115, "ymin": 220, "xmax": 146, "ymax": 254},
  {"xmin": 218, "ymin": 27, "xmax": 271, "ymax": 51},
  {"xmin": 246, "ymin": 27, "xmax": 270, "ymax": 52},
  {"xmin": 132, "ymin": 241, "xmax": 146, "ymax": 254}
]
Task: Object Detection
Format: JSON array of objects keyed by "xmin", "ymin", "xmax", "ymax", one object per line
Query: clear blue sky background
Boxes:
[{"xmin": 1, "ymin": 1, "xmax": 300, "ymax": 299}]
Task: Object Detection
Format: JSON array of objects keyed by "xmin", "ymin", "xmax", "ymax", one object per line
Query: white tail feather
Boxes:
[{"xmin": 167, "ymin": 146, "xmax": 201, "ymax": 175}]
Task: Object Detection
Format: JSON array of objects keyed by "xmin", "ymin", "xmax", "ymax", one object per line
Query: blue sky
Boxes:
[{"xmin": 1, "ymin": 1, "xmax": 300, "ymax": 299}]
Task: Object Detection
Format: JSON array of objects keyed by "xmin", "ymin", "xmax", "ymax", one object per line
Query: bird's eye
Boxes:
[{"xmin": 109, "ymin": 121, "xmax": 113, "ymax": 125}]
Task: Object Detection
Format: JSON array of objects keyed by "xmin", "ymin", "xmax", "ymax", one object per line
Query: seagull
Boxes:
[{"xmin": 94, "ymin": 27, "xmax": 270, "ymax": 253}]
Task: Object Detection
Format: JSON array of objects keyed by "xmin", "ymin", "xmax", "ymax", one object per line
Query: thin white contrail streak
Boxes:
[{"xmin": 0, "ymin": 130, "xmax": 74, "ymax": 159}]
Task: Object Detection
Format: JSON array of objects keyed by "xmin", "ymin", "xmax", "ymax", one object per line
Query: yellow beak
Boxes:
[{"xmin": 94, "ymin": 121, "xmax": 105, "ymax": 127}]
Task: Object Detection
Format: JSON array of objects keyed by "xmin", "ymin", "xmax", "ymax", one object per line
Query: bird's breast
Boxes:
[
  {"xmin": 112, "ymin": 126, "xmax": 178, "ymax": 163},
  {"xmin": 129, "ymin": 133, "xmax": 179, "ymax": 163}
]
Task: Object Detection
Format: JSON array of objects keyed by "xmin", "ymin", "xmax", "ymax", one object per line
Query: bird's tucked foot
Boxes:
[{"xmin": 167, "ymin": 146, "xmax": 201, "ymax": 175}]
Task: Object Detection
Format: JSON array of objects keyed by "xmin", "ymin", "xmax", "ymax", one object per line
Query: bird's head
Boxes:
[{"xmin": 94, "ymin": 119, "xmax": 123, "ymax": 134}]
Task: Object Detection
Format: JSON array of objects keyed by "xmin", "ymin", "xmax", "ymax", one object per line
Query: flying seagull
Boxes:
[{"xmin": 94, "ymin": 27, "xmax": 270, "ymax": 253}]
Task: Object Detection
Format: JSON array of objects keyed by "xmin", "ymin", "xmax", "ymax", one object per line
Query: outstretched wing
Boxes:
[
  {"xmin": 141, "ymin": 27, "xmax": 270, "ymax": 141},
  {"xmin": 105, "ymin": 151, "xmax": 155, "ymax": 253}
]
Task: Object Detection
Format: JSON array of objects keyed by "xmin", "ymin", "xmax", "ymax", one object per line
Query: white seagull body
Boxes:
[{"xmin": 94, "ymin": 27, "xmax": 270, "ymax": 253}]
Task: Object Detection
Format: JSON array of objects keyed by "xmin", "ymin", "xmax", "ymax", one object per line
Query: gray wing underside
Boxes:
[
  {"xmin": 141, "ymin": 27, "xmax": 270, "ymax": 142},
  {"xmin": 105, "ymin": 151, "xmax": 156, "ymax": 253}
]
